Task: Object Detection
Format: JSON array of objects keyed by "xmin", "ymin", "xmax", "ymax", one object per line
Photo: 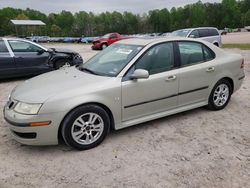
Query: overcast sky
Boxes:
[{"xmin": 0, "ymin": 0, "xmax": 222, "ymax": 14}]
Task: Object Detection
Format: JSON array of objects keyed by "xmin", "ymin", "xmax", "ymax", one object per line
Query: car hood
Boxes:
[
  {"xmin": 50, "ymin": 48, "xmax": 77, "ymax": 54},
  {"xmin": 11, "ymin": 67, "xmax": 112, "ymax": 103}
]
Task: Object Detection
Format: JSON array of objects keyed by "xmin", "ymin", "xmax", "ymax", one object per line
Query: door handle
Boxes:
[
  {"xmin": 165, "ymin": 75, "xmax": 177, "ymax": 81},
  {"xmin": 206, "ymin": 67, "xmax": 215, "ymax": 72}
]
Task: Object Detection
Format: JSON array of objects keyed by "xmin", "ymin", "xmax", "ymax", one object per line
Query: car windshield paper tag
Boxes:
[{"xmin": 116, "ymin": 49, "xmax": 132, "ymax": 54}]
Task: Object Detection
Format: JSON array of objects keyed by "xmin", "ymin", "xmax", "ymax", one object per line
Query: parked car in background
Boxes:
[
  {"xmin": 49, "ymin": 37, "xmax": 64, "ymax": 43},
  {"xmin": 0, "ymin": 38, "xmax": 83, "ymax": 79},
  {"xmin": 172, "ymin": 27, "xmax": 221, "ymax": 47},
  {"xmin": 63, "ymin": 37, "xmax": 80, "ymax": 43},
  {"xmin": 31, "ymin": 36, "xmax": 50, "ymax": 43},
  {"xmin": 78, "ymin": 37, "xmax": 97, "ymax": 44},
  {"xmin": 4, "ymin": 37, "xmax": 244, "ymax": 150},
  {"xmin": 92, "ymin": 32, "xmax": 131, "ymax": 50}
]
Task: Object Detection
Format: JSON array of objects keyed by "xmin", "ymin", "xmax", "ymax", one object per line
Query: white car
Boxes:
[
  {"xmin": 172, "ymin": 27, "xmax": 222, "ymax": 47},
  {"xmin": 4, "ymin": 37, "xmax": 245, "ymax": 150}
]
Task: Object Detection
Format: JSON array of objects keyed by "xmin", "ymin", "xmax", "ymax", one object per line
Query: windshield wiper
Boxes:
[{"xmin": 79, "ymin": 67, "xmax": 99, "ymax": 75}]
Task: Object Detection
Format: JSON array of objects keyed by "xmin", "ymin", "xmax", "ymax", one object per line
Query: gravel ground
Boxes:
[{"xmin": 0, "ymin": 43, "xmax": 249, "ymax": 188}]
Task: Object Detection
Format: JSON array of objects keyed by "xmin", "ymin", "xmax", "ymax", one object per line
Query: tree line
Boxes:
[{"xmin": 0, "ymin": 0, "xmax": 250, "ymax": 37}]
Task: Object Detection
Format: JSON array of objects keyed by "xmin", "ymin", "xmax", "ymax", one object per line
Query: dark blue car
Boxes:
[{"xmin": 0, "ymin": 38, "xmax": 83, "ymax": 79}]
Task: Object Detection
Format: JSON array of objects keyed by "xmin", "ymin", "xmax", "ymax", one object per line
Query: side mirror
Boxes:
[
  {"xmin": 37, "ymin": 49, "xmax": 45, "ymax": 55},
  {"xmin": 130, "ymin": 69, "xmax": 149, "ymax": 80}
]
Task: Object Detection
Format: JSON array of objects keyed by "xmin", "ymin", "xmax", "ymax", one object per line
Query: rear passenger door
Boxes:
[
  {"xmin": 0, "ymin": 40, "xmax": 15, "ymax": 78},
  {"xmin": 177, "ymin": 41, "xmax": 217, "ymax": 106}
]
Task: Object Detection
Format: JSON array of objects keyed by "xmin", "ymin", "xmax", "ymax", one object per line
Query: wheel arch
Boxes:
[
  {"xmin": 210, "ymin": 76, "xmax": 234, "ymax": 95},
  {"xmin": 222, "ymin": 77, "xmax": 234, "ymax": 93},
  {"xmin": 57, "ymin": 102, "xmax": 115, "ymax": 141}
]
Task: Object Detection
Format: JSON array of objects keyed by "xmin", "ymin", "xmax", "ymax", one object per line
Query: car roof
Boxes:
[
  {"xmin": 175, "ymin": 27, "xmax": 218, "ymax": 31},
  {"xmin": 116, "ymin": 37, "xmax": 204, "ymax": 46}
]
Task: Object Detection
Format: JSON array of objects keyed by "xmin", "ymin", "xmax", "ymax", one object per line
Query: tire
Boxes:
[
  {"xmin": 55, "ymin": 59, "xmax": 71, "ymax": 69},
  {"xmin": 61, "ymin": 105, "xmax": 110, "ymax": 150},
  {"xmin": 207, "ymin": 79, "xmax": 232, "ymax": 111},
  {"xmin": 214, "ymin": 43, "xmax": 219, "ymax": 47},
  {"xmin": 101, "ymin": 43, "xmax": 108, "ymax": 50}
]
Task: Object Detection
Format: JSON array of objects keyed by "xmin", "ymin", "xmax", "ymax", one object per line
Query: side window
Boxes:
[
  {"xmin": 179, "ymin": 42, "xmax": 204, "ymax": 66},
  {"xmin": 198, "ymin": 29, "xmax": 209, "ymax": 37},
  {"xmin": 178, "ymin": 42, "xmax": 215, "ymax": 66},
  {"xmin": 135, "ymin": 43, "xmax": 174, "ymax": 75},
  {"xmin": 189, "ymin": 30, "xmax": 199, "ymax": 38},
  {"xmin": 110, "ymin": 34, "xmax": 117, "ymax": 39},
  {"xmin": 9, "ymin": 40, "xmax": 42, "ymax": 53},
  {"xmin": 0, "ymin": 40, "xmax": 8, "ymax": 53},
  {"xmin": 209, "ymin": 29, "xmax": 219, "ymax": 36}
]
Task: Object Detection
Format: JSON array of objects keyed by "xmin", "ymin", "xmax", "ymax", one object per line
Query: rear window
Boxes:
[{"xmin": 0, "ymin": 40, "xmax": 8, "ymax": 53}]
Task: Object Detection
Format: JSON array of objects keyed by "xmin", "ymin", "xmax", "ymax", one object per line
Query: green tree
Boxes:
[{"xmin": 221, "ymin": 0, "xmax": 241, "ymax": 28}]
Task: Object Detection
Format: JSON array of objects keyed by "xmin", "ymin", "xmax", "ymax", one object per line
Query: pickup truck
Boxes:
[{"xmin": 92, "ymin": 33, "xmax": 130, "ymax": 50}]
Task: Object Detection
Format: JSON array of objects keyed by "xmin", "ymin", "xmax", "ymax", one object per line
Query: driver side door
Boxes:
[{"xmin": 8, "ymin": 40, "xmax": 51, "ymax": 75}]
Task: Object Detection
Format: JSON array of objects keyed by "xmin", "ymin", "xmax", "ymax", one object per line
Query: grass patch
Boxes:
[{"xmin": 222, "ymin": 44, "xmax": 250, "ymax": 50}]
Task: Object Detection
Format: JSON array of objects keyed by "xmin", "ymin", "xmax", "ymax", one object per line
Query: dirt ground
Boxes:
[
  {"xmin": 0, "ymin": 42, "xmax": 249, "ymax": 188},
  {"xmin": 222, "ymin": 32, "xmax": 250, "ymax": 44}
]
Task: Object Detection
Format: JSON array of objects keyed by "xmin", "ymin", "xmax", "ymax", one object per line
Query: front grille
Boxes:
[{"xmin": 12, "ymin": 131, "xmax": 37, "ymax": 139}]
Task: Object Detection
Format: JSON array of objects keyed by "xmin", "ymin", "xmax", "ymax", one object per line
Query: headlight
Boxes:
[{"xmin": 14, "ymin": 102, "xmax": 42, "ymax": 115}]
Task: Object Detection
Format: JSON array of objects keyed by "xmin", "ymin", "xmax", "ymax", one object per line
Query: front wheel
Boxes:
[
  {"xmin": 61, "ymin": 105, "xmax": 110, "ymax": 150},
  {"xmin": 101, "ymin": 43, "xmax": 108, "ymax": 50},
  {"xmin": 55, "ymin": 59, "xmax": 71, "ymax": 69},
  {"xmin": 207, "ymin": 79, "xmax": 232, "ymax": 111}
]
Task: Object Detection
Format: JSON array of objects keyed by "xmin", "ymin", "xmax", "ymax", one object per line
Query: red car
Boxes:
[{"xmin": 92, "ymin": 33, "xmax": 130, "ymax": 50}]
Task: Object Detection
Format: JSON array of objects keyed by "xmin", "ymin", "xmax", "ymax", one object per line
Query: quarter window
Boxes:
[
  {"xmin": 178, "ymin": 42, "xmax": 214, "ymax": 66},
  {"xmin": 9, "ymin": 40, "xmax": 42, "ymax": 53},
  {"xmin": 0, "ymin": 40, "xmax": 8, "ymax": 53},
  {"xmin": 135, "ymin": 43, "xmax": 174, "ymax": 75}
]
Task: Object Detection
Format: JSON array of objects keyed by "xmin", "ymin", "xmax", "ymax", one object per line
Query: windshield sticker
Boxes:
[{"xmin": 116, "ymin": 49, "xmax": 133, "ymax": 55}]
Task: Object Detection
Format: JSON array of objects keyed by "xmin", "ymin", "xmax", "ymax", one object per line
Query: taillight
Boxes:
[{"xmin": 241, "ymin": 59, "xmax": 244, "ymax": 69}]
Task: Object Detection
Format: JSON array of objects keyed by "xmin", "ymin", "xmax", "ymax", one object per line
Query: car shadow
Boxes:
[
  {"xmin": 0, "ymin": 76, "xmax": 32, "ymax": 83},
  {"xmin": 13, "ymin": 107, "xmax": 210, "ymax": 153}
]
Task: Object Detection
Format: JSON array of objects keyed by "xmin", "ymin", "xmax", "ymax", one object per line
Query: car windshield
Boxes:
[
  {"xmin": 100, "ymin": 34, "xmax": 111, "ymax": 39},
  {"xmin": 79, "ymin": 43, "xmax": 144, "ymax": 77},
  {"xmin": 172, "ymin": 29, "xmax": 191, "ymax": 37}
]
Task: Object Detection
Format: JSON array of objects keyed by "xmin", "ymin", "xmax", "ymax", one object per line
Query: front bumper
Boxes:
[
  {"xmin": 92, "ymin": 43, "xmax": 102, "ymax": 50},
  {"xmin": 3, "ymin": 104, "xmax": 66, "ymax": 146}
]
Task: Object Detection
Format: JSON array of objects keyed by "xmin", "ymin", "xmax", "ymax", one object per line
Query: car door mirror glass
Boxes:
[{"xmin": 130, "ymin": 69, "xmax": 149, "ymax": 79}]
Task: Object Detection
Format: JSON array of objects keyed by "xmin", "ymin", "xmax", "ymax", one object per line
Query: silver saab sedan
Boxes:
[{"xmin": 4, "ymin": 37, "xmax": 245, "ymax": 150}]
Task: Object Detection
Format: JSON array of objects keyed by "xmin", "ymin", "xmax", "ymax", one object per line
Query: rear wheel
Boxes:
[
  {"xmin": 61, "ymin": 105, "xmax": 110, "ymax": 150},
  {"xmin": 207, "ymin": 79, "xmax": 232, "ymax": 110},
  {"xmin": 214, "ymin": 42, "xmax": 219, "ymax": 47}
]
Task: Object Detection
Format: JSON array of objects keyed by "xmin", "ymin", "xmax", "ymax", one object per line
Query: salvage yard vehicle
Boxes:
[
  {"xmin": 0, "ymin": 38, "xmax": 83, "ymax": 79},
  {"xmin": 172, "ymin": 27, "xmax": 221, "ymax": 47},
  {"xmin": 92, "ymin": 32, "xmax": 130, "ymax": 50},
  {"xmin": 4, "ymin": 37, "xmax": 245, "ymax": 150}
]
